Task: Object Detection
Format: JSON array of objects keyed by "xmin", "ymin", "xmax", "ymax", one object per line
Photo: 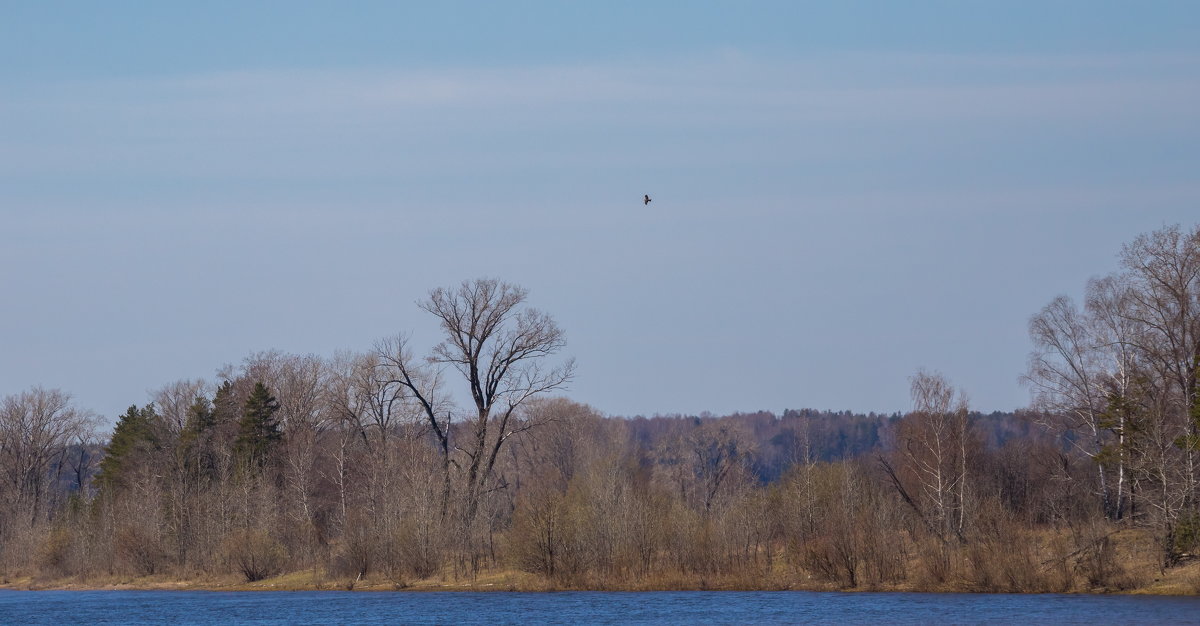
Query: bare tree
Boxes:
[
  {"xmin": 1117, "ymin": 224, "xmax": 1200, "ymax": 511},
  {"xmin": 796, "ymin": 461, "xmax": 904, "ymax": 588},
  {"xmin": 1024, "ymin": 293, "xmax": 1121, "ymax": 518},
  {"xmin": 152, "ymin": 378, "xmax": 209, "ymax": 436},
  {"xmin": 261, "ymin": 352, "xmax": 335, "ymax": 553},
  {"xmin": 1023, "ymin": 225, "xmax": 1200, "ymax": 526},
  {"xmin": 377, "ymin": 278, "xmax": 575, "ymax": 534},
  {"xmin": 0, "ymin": 387, "xmax": 94, "ymax": 525},
  {"xmin": 369, "ymin": 338, "xmax": 453, "ymax": 523},
  {"xmin": 657, "ymin": 420, "xmax": 754, "ymax": 518},
  {"xmin": 334, "ymin": 350, "xmax": 430, "ymax": 450},
  {"xmin": 884, "ymin": 371, "xmax": 972, "ymax": 542},
  {"xmin": 1085, "ymin": 275, "xmax": 1142, "ymax": 519}
]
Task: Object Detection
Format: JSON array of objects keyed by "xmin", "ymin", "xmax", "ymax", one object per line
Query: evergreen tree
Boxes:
[
  {"xmin": 178, "ymin": 395, "xmax": 218, "ymax": 482},
  {"xmin": 233, "ymin": 382, "xmax": 281, "ymax": 470},
  {"xmin": 211, "ymin": 380, "xmax": 241, "ymax": 427},
  {"xmin": 96, "ymin": 404, "xmax": 160, "ymax": 493}
]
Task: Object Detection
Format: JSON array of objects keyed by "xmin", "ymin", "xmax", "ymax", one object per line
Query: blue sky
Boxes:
[{"xmin": 2, "ymin": 2, "xmax": 1199, "ymax": 422}]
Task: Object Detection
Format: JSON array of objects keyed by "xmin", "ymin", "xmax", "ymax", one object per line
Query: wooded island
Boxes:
[{"xmin": 4, "ymin": 224, "xmax": 1200, "ymax": 594}]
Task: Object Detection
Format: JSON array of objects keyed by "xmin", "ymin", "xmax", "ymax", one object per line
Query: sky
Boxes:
[{"xmin": 2, "ymin": 2, "xmax": 1199, "ymax": 424}]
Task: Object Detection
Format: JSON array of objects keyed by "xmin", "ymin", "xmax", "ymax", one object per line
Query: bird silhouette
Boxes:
[{"xmin": 644, "ymin": 194, "xmax": 652, "ymax": 205}]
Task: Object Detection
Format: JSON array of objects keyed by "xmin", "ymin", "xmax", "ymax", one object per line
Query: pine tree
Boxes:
[
  {"xmin": 96, "ymin": 404, "xmax": 160, "ymax": 493},
  {"xmin": 210, "ymin": 380, "xmax": 241, "ymax": 427},
  {"xmin": 178, "ymin": 395, "xmax": 218, "ymax": 482},
  {"xmin": 233, "ymin": 382, "xmax": 281, "ymax": 471}
]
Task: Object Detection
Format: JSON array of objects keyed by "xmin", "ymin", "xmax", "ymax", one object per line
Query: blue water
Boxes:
[{"xmin": 1, "ymin": 590, "xmax": 1198, "ymax": 625}]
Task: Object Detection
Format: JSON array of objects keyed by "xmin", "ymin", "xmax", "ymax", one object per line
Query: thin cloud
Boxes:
[
  {"xmin": 8, "ymin": 50, "xmax": 1198, "ymax": 117},
  {"xmin": 0, "ymin": 51, "xmax": 1196, "ymax": 184}
]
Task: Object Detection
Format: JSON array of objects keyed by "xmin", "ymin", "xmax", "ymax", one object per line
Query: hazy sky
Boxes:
[{"xmin": 3, "ymin": 2, "xmax": 1199, "ymax": 423}]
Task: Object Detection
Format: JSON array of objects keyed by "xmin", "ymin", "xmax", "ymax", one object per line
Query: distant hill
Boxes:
[{"xmin": 619, "ymin": 408, "xmax": 1043, "ymax": 483}]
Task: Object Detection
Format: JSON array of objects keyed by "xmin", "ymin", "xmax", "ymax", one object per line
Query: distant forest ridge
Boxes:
[{"xmin": 614, "ymin": 408, "xmax": 1040, "ymax": 482}]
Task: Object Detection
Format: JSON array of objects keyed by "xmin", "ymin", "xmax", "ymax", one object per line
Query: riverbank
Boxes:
[
  {"xmin": 3, "ymin": 569, "xmax": 796, "ymax": 593},
  {"xmin": 6, "ymin": 526, "xmax": 1198, "ymax": 595}
]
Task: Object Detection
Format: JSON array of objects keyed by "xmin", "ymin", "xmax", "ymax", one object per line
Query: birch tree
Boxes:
[
  {"xmin": 884, "ymin": 371, "xmax": 973, "ymax": 542},
  {"xmin": 1024, "ymin": 292, "xmax": 1123, "ymax": 518}
]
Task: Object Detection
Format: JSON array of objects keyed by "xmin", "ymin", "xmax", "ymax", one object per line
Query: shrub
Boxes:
[
  {"xmin": 36, "ymin": 527, "xmax": 75, "ymax": 577},
  {"xmin": 115, "ymin": 525, "xmax": 167, "ymax": 576},
  {"xmin": 386, "ymin": 520, "xmax": 442, "ymax": 581},
  {"xmin": 222, "ymin": 529, "xmax": 287, "ymax": 582}
]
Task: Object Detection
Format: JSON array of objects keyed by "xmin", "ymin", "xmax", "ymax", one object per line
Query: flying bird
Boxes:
[{"xmin": 644, "ymin": 194, "xmax": 652, "ymax": 205}]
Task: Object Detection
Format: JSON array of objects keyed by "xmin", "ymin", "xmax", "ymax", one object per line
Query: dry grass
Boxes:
[{"xmin": 3, "ymin": 528, "xmax": 1198, "ymax": 595}]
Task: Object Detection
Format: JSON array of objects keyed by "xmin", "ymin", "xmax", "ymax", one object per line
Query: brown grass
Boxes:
[{"xmin": 4, "ymin": 528, "xmax": 1198, "ymax": 595}]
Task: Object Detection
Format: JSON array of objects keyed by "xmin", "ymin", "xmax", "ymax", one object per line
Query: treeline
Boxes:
[
  {"xmin": 622, "ymin": 409, "xmax": 1034, "ymax": 482},
  {"xmin": 1, "ymin": 224, "xmax": 1199, "ymax": 592},
  {"xmin": 0, "ymin": 378, "xmax": 1095, "ymax": 591}
]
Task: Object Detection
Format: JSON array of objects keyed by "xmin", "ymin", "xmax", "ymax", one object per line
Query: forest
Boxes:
[{"xmin": 2, "ymin": 223, "xmax": 1200, "ymax": 593}]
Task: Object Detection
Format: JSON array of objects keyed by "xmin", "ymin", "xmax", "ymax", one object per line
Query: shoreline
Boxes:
[{"xmin": 3, "ymin": 571, "xmax": 1198, "ymax": 596}]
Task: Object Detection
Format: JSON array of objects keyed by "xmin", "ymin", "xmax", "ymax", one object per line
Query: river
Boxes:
[{"xmin": 2, "ymin": 589, "xmax": 1199, "ymax": 624}]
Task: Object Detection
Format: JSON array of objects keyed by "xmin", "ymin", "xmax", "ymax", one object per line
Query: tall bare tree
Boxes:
[
  {"xmin": 1024, "ymin": 292, "xmax": 1122, "ymax": 518},
  {"xmin": 1117, "ymin": 224, "xmax": 1200, "ymax": 511},
  {"xmin": 377, "ymin": 278, "xmax": 575, "ymax": 534},
  {"xmin": 1086, "ymin": 274, "xmax": 1142, "ymax": 519},
  {"xmin": 884, "ymin": 371, "xmax": 973, "ymax": 542}
]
